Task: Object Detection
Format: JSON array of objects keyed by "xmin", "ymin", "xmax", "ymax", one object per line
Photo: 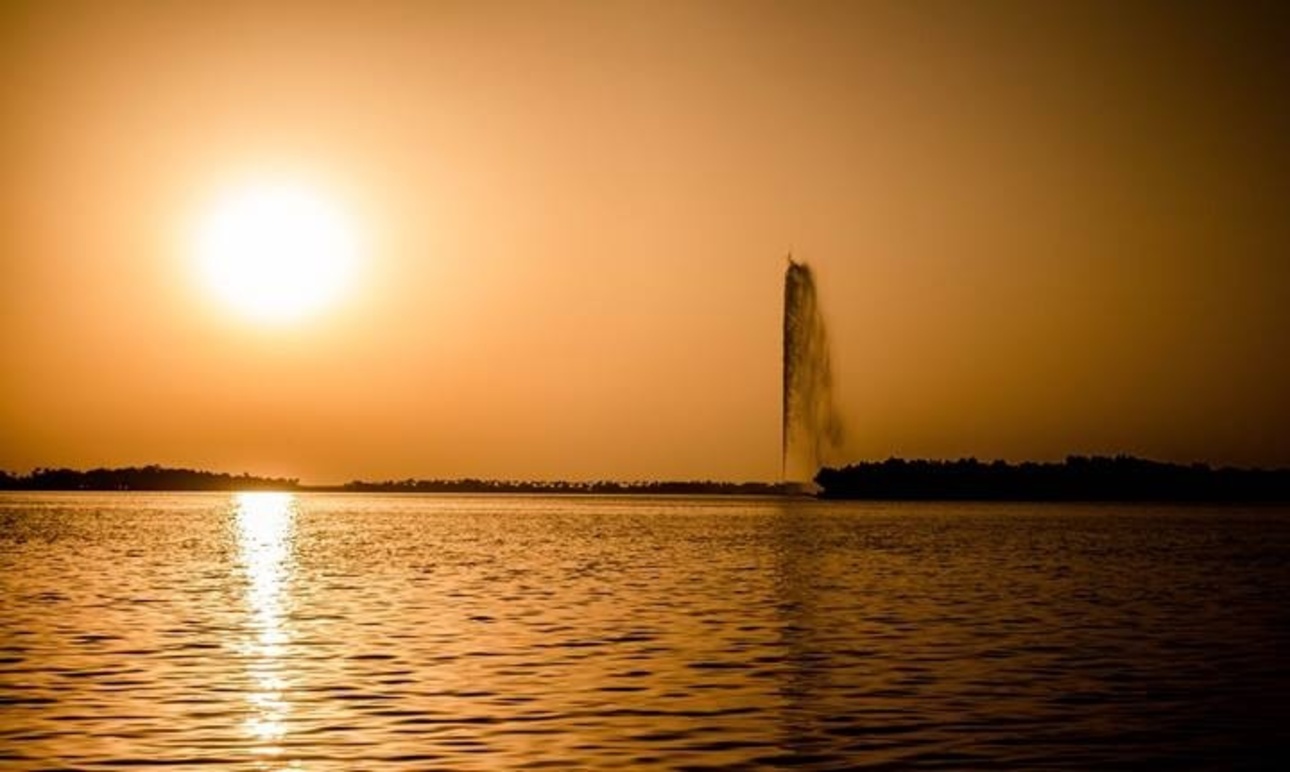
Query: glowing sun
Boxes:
[{"xmin": 193, "ymin": 178, "xmax": 360, "ymax": 324}]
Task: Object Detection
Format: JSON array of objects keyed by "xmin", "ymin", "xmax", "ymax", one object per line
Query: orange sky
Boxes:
[{"xmin": 3, "ymin": 1, "xmax": 1288, "ymax": 483}]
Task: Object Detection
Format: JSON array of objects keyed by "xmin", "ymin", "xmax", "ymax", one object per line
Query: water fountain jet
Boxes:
[{"xmin": 782, "ymin": 256, "xmax": 845, "ymax": 483}]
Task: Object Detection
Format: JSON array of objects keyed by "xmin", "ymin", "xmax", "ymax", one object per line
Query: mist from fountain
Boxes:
[{"xmin": 782, "ymin": 257, "xmax": 845, "ymax": 483}]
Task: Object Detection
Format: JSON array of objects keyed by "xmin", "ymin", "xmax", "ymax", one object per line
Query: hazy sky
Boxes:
[{"xmin": 3, "ymin": 1, "xmax": 1288, "ymax": 482}]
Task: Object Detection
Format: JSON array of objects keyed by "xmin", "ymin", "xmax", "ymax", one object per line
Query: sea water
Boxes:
[{"xmin": 2, "ymin": 493, "xmax": 1287, "ymax": 769}]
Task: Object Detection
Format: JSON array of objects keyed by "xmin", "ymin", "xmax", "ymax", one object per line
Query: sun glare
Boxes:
[{"xmin": 194, "ymin": 178, "xmax": 360, "ymax": 324}]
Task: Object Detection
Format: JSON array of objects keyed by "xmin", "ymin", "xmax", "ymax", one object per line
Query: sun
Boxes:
[{"xmin": 193, "ymin": 178, "xmax": 361, "ymax": 324}]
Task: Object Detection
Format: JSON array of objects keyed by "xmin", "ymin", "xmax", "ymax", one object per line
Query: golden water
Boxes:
[{"xmin": 2, "ymin": 493, "xmax": 1287, "ymax": 769}]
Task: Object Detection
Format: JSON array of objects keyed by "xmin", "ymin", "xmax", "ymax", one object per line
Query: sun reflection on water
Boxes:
[{"xmin": 234, "ymin": 491, "xmax": 296, "ymax": 756}]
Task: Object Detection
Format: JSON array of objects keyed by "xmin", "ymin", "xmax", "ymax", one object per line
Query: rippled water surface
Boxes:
[{"xmin": 2, "ymin": 493, "xmax": 1289, "ymax": 769}]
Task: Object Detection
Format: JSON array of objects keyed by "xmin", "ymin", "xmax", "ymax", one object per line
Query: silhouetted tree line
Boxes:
[
  {"xmin": 0, "ymin": 465, "xmax": 298, "ymax": 491},
  {"xmin": 10, "ymin": 458, "xmax": 1282, "ymax": 500},
  {"xmin": 338, "ymin": 478, "xmax": 793, "ymax": 495},
  {"xmin": 815, "ymin": 455, "xmax": 1290, "ymax": 501},
  {"xmin": 0, "ymin": 467, "xmax": 789, "ymax": 495}
]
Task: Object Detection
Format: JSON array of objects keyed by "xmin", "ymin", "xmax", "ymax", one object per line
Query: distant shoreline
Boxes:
[
  {"xmin": 0, "ymin": 465, "xmax": 793, "ymax": 496},
  {"xmin": 3, "ymin": 457, "xmax": 1289, "ymax": 502},
  {"xmin": 815, "ymin": 456, "xmax": 1290, "ymax": 503}
]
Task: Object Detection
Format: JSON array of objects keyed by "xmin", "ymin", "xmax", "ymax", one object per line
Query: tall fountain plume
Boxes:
[{"xmin": 782, "ymin": 256, "xmax": 845, "ymax": 483}]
